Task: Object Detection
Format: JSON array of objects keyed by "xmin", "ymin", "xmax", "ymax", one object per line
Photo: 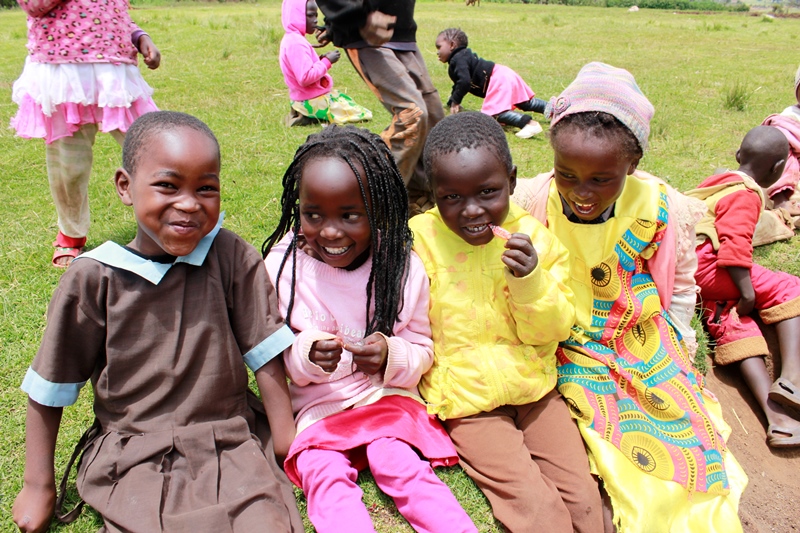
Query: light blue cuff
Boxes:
[
  {"xmin": 21, "ymin": 367, "xmax": 85, "ymax": 407},
  {"xmin": 244, "ymin": 325, "xmax": 295, "ymax": 371}
]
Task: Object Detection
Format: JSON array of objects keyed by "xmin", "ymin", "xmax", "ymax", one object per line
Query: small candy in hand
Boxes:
[{"xmin": 489, "ymin": 223, "xmax": 511, "ymax": 240}]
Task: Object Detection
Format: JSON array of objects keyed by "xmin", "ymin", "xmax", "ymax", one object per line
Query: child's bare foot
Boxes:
[{"xmin": 771, "ymin": 191, "xmax": 800, "ymax": 216}]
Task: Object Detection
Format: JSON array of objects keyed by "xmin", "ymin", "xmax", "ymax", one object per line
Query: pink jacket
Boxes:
[
  {"xmin": 18, "ymin": 0, "xmax": 141, "ymax": 65},
  {"xmin": 762, "ymin": 110, "xmax": 800, "ymax": 199},
  {"xmin": 264, "ymin": 234, "xmax": 434, "ymax": 435},
  {"xmin": 279, "ymin": 0, "xmax": 333, "ymax": 102}
]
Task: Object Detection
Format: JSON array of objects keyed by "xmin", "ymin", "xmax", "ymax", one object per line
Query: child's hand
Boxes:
[
  {"xmin": 324, "ymin": 50, "xmax": 340, "ymax": 64},
  {"xmin": 309, "ymin": 339, "xmax": 343, "ymax": 373},
  {"xmin": 359, "ymin": 11, "xmax": 396, "ymax": 46},
  {"xmin": 138, "ymin": 35, "xmax": 161, "ymax": 70},
  {"xmin": 501, "ymin": 233, "xmax": 538, "ymax": 278},
  {"xmin": 12, "ymin": 483, "xmax": 56, "ymax": 533},
  {"xmin": 314, "ymin": 27, "xmax": 331, "ymax": 47},
  {"xmin": 450, "ymin": 103, "xmax": 461, "ymax": 115},
  {"xmin": 347, "ymin": 333, "xmax": 388, "ymax": 375},
  {"xmin": 735, "ymin": 294, "xmax": 755, "ymax": 317}
]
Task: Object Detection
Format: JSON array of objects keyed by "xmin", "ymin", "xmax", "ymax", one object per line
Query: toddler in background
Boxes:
[
  {"xmin": 760, "ymin": 63, "xmax": 800, "ymax": 215},
  {"xmin": 263, "ymin": 126, "xmax": 476, "ymax": 533},
  {"xmin": 11, "ymin": 0, "xmax": 161, "ymax": 267},
  {"xmin": 13, "ymin": 111, "xmax": 302, "ymax": 533},
  {"xmin": 410, "ymin": 111, "xmax": 603, "ymax": 532},
  {"xmin": 280, "ymin": 0, "xmax": 371, "ymax": 127},
  {"xmin": 435, "ymin": 28, "xmax": 548, "ymax": 139},
  {"xmin": 687, "ymin": 125, "xmax": 800, "ymax": 448},
  {"xmin": 512, "ymin": 62, "xmax": 747, "ymax": 533}
]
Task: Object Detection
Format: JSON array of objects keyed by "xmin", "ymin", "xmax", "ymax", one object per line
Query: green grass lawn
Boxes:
[{"xmin": 1, "ymin": 1, "xmax": 800, "ymax": 531}]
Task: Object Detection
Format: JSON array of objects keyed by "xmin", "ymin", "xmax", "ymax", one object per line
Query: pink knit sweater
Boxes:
[{"xmin": 264, "ymin": 234, "xmax": 434, "ymax": 434}]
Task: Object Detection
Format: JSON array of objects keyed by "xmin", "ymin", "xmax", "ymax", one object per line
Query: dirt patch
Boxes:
[{"xmin": 702, "ymin": 324, "xmax": 800, "ymax": 532}]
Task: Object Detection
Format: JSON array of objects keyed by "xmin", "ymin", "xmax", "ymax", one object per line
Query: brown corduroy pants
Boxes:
[{"xmin": 443, "ymin": 390, "xmax": 604, "ymax": 533}]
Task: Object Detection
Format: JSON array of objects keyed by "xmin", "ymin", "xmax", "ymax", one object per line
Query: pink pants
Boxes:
[
  {"xmin": 294, "ymin": 437, "xmax": 476, "ymax": 533},
  {"xmin": 696, "ymin": 240, "xmax": 800, "ymax": 363}
]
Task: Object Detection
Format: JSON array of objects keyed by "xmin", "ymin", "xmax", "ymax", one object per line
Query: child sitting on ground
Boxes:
[
  {"xmin": 435, "ymin": 28, "xmax": 548, "ymax": 139},
  {"xmin": 686, "ymin": 125, "xmax": 800, "ymax": 448},
  {"xmin": 760, "ymin": 63, "xmax": 800, "ymax": 215},
  {"xmin": 280, "ymin": 0, "xmax": 372, "ymax": 126},
  {"xmin": 409, "ymin": 111, "xmax": 603, "ymax": 532},
  {"xmin": 263, "ymin": 126, "xmax": 476, "ymax": 533},
  {"xmin": 12, "ymin": 111, "xmax": 303, "ymax": 533},
  {"xmin": 511, "ymin": 62, "xmax": 747, "ymax": 532}
]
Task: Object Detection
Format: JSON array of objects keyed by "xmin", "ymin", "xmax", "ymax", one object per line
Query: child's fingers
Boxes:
[
  {"xmin": 501, "ymin": 250, "xmax": 538, "ymax": 277},
  {"xmin": 348, "ymin": 342, "xmax": 381, "ymax": 357}
]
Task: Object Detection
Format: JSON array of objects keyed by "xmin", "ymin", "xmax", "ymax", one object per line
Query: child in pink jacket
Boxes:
[{"xmin": 279, "ymin": 0, "xmax": 371, "ymax": 126}]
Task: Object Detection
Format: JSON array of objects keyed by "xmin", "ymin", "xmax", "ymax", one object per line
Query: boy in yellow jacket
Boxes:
[{"xmin": 409, "ymin": 112, "xmax": 603, "ymax": 533}]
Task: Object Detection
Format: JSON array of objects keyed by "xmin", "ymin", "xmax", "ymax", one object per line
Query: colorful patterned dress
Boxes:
[{"xmin": 545, "ymin": 176, "xmax": 747, "ymax": 533}]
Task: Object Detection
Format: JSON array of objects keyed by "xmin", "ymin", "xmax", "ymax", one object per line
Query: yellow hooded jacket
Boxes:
[{"xmin": 410, "ymin": 203, "xmax": 576, "ymax": 420}]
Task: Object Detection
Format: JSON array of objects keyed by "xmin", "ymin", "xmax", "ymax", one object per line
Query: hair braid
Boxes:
[{"xmin": 262, "ymin": 126, "xmax": 412, "ymax": 336}]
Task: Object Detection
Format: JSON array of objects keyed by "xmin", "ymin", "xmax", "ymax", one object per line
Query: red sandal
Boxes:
[{"xmin": 52, "ymin": 232, "xmax": 86, "ymax": 269}]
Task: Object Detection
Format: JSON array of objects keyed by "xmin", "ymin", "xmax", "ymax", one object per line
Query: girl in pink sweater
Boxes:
[
  {"xmin": 279, "ymin": 0, "xmax": 371, "ymax": 126},
  {"xmin": 11, "ymin": 0, "xmax": 160, "ymax": 267},
  {"xmin": 262, "ymin": 126, "xmax": 475, "ymax": 533}
]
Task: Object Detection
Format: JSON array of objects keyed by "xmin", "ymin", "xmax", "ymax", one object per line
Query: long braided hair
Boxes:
[{"xmin": 262, "ymin": 126, "xmax": 412, "ymax": 337}]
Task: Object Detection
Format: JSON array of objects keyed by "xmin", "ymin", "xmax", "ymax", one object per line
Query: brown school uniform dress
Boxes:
[{"xmin": 21, "ymin": 224, "xmax": 303, "ymax": 532}]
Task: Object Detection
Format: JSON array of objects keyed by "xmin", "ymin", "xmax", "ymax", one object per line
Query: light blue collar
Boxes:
[{"xmin": 75, "ymin": 213, "xmax": 224, "ymax": 285}]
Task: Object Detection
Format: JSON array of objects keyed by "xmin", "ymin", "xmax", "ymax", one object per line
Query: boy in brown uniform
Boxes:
[{"xmin": 13, "ymin": 111, "xmax": 303, "ymax": 533}]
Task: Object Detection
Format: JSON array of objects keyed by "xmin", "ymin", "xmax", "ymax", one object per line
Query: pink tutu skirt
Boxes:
[
  {"xmin": 481, "ymin": 64, "xmax": 535, "ymax": 117},
  {"xmin": 11, "ymin": 57, "xmax": 158, "ymax": 144},
  {"xmin": 284, "ymin": 395, "xmax": 458, "ymax": 487}
]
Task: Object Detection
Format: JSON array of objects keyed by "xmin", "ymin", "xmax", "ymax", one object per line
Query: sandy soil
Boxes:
[{"xmin": 703, "ymin": 324, "xmax": 800, "ymax": 532}]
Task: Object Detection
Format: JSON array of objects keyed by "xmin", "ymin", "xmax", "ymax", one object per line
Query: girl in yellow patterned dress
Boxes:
[{"xmin": 512, "ymin": 62, "xmax": 747, "ymax": 533}]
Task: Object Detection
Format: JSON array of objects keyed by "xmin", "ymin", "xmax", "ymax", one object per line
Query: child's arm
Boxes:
[
  {"xmin": 714, "ymin": 184, "xmax": 762, "ymax": 317},
  {"xmin": 349, "ymin": 255, "xmax": 434, "ymax": 387},
  {"xmin": 254, "ymin": 358, "xmax": 295, "ymax": 462},
  {"xmin": 726, "ymin": 266, "xmax": 756, "ymax": 317},
  {"xmin": 286, "ymin": 39, "xmax": 335, "ymax": 88},
  {"xmin": 447, "ymin": 58, "xmax": 472, "ymax": 114},
  {"xmin": 12, "ymin": 399, "xmax": 62, "ymax": 533},
  {"xmin": 506, "ymin": 227, "xmax": 576, "ymax": 346},
  {"xmin": 136, "ymin": 34, "xmax": 161, "ymax": 70}
]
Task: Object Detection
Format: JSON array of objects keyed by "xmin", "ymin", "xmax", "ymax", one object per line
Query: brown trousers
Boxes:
[
  {"xmin": 443, "ymin": 390, "xmax": 604, "ymax": 533},
  {"xmin": 345, "ymin": 46, "xmax": 444, "ymax": 212}
]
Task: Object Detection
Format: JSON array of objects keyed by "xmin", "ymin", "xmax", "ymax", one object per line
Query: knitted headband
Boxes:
[{"xmin": 546, "ymin": 62, "xmax": 655, "ymax": 152}]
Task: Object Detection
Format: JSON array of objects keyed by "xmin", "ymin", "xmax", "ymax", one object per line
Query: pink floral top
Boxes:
[{"xmin": 18, "ymin": 0, "xmax": 141, "ymax": 65}]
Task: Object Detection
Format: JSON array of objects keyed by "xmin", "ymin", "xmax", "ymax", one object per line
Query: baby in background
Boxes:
[
  {"xmin": 13, "ymin": 111, "xmax": 302, "ymax": 533},
  {"xmin": 435, "ymin": 27, "xmax": 548, "ymax": 139},
  {"xmin": 280, "ymin": 0, "xmax": 372, "ymax": 126},
  {"xmin": 263, "ymin": 125, "xmax": 476, "ymax": 533},
  {"xmin": 410, "ymin": 111, "xmax": 603, "ymax": 532},
  {"xmin": 688, "ymin": 125, "xmax": 800, "ymax": 448},
  {"xmin": 760, "ymin": 63, "xmax": 800, "ymax": 215}
]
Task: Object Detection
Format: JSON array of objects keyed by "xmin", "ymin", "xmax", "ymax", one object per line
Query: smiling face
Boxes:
[
  {"xmin": 552, "ymin": 129, "xmax": 638, "ymax": 221},
  {"xmin": 115, "ymin": 126, "xmax": 221, "ymax": 257},
  {"xmin": 431, "ymin": 146, "xmax": 516, "ymax": 246},
  {"xmin": 435, "ymin": 35, "xmax": 456, "ymax": 63},
  {"xmin": 305, "ymin": 0, "xmax": 318, "ymax": 35},
  {"xmin": 299, "ymin": 157, "xmax": 372, "ymax": 269}
]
